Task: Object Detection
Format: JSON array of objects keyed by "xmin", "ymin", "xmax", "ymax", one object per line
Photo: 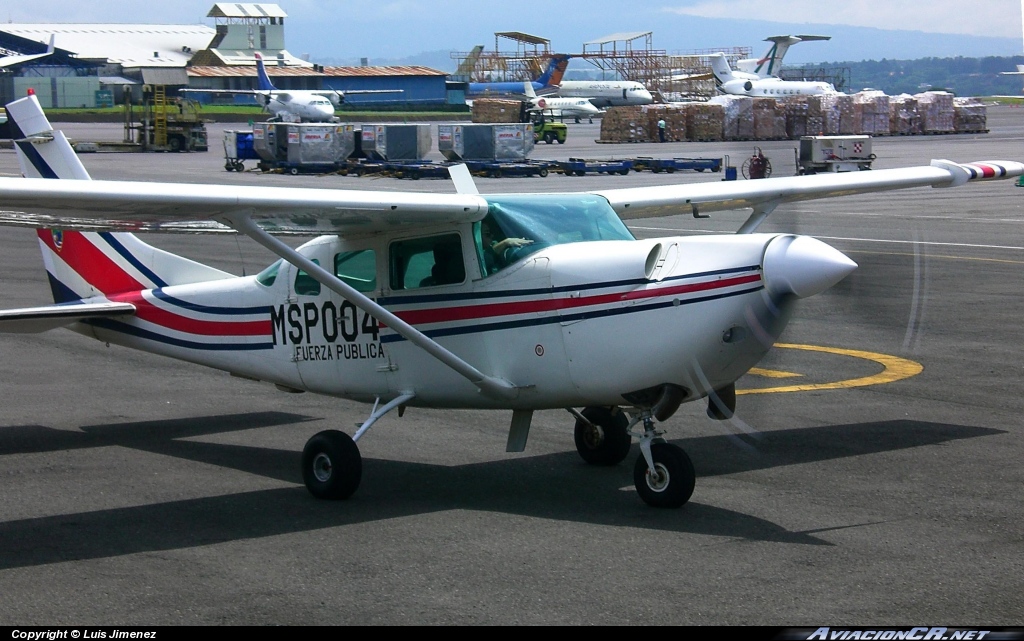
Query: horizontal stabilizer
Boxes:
[{"xmin": 0, "ymin": 302, "xmax": 136, "ymax": 333}]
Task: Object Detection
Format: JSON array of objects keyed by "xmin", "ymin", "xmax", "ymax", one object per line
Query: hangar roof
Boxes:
[
  {"xmin": 207, "ymin": 4, "xmax": 287, "ymax": 19},
  {"xmin": 187, "ymin": 65, "xmax": 446, "ymax": 79},
  {"xmin": 0, "ymin": 24, "xmax": 216, "ymax": 68}
]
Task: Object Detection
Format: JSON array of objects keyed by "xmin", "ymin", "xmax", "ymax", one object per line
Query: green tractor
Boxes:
[{"xmin": 531, "ymin": 111, "xmax": 567, "ymax": 145}]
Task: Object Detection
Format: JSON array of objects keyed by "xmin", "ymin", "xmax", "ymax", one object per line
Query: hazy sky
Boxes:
[{"xmin": 5, "ymin": 1, "xmax": 1023, "ymax": 60}]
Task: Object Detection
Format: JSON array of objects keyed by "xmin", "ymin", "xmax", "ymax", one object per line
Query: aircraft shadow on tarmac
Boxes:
[{"xmin": 0, "ymin": 413, "xmax": 1004, "ymax": 569}]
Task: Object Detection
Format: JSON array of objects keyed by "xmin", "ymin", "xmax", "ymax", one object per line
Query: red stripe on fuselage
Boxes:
[
  {"xmin": 108, "ymin": 292, "xmax": 271, "ymax": 337},
  {"xmin": 394, "ymin": 273, "xmax": 762, "ymax": 326}
]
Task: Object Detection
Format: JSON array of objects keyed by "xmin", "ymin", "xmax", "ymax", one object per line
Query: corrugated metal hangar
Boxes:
[{"xmin": 0, "ymin": 3, "xmax": 453, "ymax": 108}]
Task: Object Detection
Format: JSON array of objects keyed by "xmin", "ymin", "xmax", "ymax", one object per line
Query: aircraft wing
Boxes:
[
  {"xmin": 592, "ymin": 160, "xmax": 1024, "ymax": 232},
  {"xmin": 0, "ymin": 302, "xmax": 135, "ymax": 333},
  {"xmin": 0, "ymin": 178, "xmax": 489, "ymax": 234}
]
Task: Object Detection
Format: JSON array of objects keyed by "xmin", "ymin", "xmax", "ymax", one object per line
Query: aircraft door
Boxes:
[{"xmin": 283, "ymin": 240, "xmax": 391, "ymax": 399}]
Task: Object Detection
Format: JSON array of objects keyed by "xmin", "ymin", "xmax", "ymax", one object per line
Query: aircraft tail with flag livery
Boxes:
[{"xmin": 7, "ymin": 93, "xmax": 231, "ymax": 309}]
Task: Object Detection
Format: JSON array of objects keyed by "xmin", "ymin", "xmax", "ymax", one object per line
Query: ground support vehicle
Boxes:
[
  {"xmin": 631, "ymin": 157, "xmax": 723, "ymax": 173},
  {"xmin": 797, "ymin": 135, "xmax": 875, "ymax": 174},
  {"xmin": 223, "ymin": 130, "xmax": 261, "ymax": 171},
  {"xmin": 124, "ymin": 87, "xmax": 208, "ymax": 153},
  {"xmin": 557, "ymin": 158, "xmax": 633, "ymax": 176},
  {"xmin": 532, "ymin": 115, "xmax": 568, "ymax": 145}
]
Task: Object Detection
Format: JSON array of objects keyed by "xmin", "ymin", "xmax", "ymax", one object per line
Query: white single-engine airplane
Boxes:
[
  {"xmin": 1, "ymin": 93, "xmax": 1021, "ymax": 508},
  {"xmin": 182, "ymin": 53, "xmax": 401, "ymax": 123}
]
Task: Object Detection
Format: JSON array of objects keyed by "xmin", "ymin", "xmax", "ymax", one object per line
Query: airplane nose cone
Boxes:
[{"xmin": 762, "ymin": 235, "xmax": 857, "ymax": 299}]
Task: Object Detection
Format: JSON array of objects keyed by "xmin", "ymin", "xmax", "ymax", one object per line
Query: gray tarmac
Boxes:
[{"xmin": 0, "ymin": 110, "xmax": 1022, "ymax": 625}]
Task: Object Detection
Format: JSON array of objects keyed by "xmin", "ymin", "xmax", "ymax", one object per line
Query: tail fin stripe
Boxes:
[
  {"xmin": 99, "ymin": 232, "xmax": 168, "ymax": 288},
  {"xmin": 14, "ymin": 141, "xmax": 59, "ymax": 179},
  {"xmin": 39, "ymin": 231, "xmax": 148, "ymax": 294}
]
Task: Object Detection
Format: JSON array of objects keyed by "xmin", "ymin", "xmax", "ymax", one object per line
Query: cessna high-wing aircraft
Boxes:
[
  {"xmin": 710, "ymin": 52, "xmax": 837, "ymax": 97},
  {"xmin": 1, "ymin": 93, "xmax": 1021, "ymax": 508},
  {"xmin": 182, "ymin": 53, "xmax": 400, "ymax": 123},
  {"xmin": 0, "ymin": 35, "xmax": 56, "ymax": 70}
]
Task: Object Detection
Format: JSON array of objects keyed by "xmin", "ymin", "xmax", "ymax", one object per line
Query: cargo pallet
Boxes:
[
  {"xmin": 258, "ymin": 161, "xmax": 346, "ymax": 175},
  {"xmin": 556, "ymin": 158, "xmax": 633, "ymax": 176},
  {"xmin": 630, "ymin": 157, "xmax": 722, "ymax": 173},
  {"xmin": 464, "ymin": 160, "xmax": 553, "ymax": 178}
]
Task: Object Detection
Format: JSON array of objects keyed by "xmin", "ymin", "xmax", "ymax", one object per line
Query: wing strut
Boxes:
[
  {"xmin": 226, "ymin": 215, "xmax": 519, "ymax": 401},
  {"xmin": 737, "ymin": 201, "xmax": 780, "ymax": 234}
]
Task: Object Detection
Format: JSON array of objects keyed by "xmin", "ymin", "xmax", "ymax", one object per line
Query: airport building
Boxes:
[{"xmin": 0, "ymin": 3, "xmax": 452, "ymax": 108}]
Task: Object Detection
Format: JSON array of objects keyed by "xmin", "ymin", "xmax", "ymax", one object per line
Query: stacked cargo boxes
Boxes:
[
  {"xmin": 471, "ymin": 99, "xmax": 524, "ymax": 124},
  {"xmin": 915, "ymin": 91, "xmax": 955, "ymax": 133},
  {"xmin": 818, "ymin": 94, "xmax": 860, "ymax": 135},
  {"xmin": 641, "ymin": 105, "xmax": 687, "ymax": 142},
  {"xmin": 599, "ymin": 106, "xmax": 649, "ymax": 142},
  {"xmin": 752, "ymin": 98, "xmax": 786, "ymax": 139},
  {"xmin": 687, "ymin": 102, "xmax": 725, "ymax": 141},
  {"xmin": 854, "ymin": 91, "xmax": 891, "ymax": 135},
  {"xmin": 711, "ymin": 96, "xmax": 755, "ymax": 140},
  {"xmin": 781, "ymin": 97, "xmax": 810, "ymax": 139},
  {"xmin": 889, "ymin": 94, "xmax": 922, "ymax": 135},
  {"xmin": 953, "ymin": 97, "xmax": 987, "ymax": 133}
]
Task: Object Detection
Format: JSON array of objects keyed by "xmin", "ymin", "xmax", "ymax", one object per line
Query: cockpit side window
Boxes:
[
  {"xmin": 294, "ymin": 259, "xmax": 321, "ymax": 296},
  {"xmin": 389, "ymin": 234, "xmax": 465, "ymax": 290},
  {"xmin": 335, "ymin": 249, "xmax": 377, "ymax": 292}
]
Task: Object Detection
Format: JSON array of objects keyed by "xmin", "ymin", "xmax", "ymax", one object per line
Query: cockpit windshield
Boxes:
[{"xmin": 475, "ymin": 194, "xmax": 634, "ymax": 276}]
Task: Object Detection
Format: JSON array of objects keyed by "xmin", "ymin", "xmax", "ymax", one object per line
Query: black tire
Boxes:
[
  {"xmin": 556, "ymin": 137, "xmax": 565, "ymax": 144},
  {"xmin": 633, "ymin": 443, "xmax": 695, "ymax": 508},
  {"xmin": 289, "ymin": 167, "xmax": 299, "ymax": 176},
  {"xmin": 225, "ymin": 162, "xmax": 234, "ymax": 172},
  {"xmin": 538, "ymin": 167, "xmax": 549, "ymax": 177},
  {"xmin": 234, "ymin": 161, "xmax": 244, "ymax": 172},
  {"xmin": 544, "ymin": 132, "xmax": 554, "ymax": 144},
  {"xmin": 618, "ymin": 168, "xmax": 629, "ymax": 176},
  {"xmin": 302, "ymin": 430, "xmax": 362, "ymax": 500},
  {"xmin": 168, "ymin": 136, "xmax": 182, "ymax": 152},
  {"xmin": 574, "ymin": 407, "xmax": 631, "ymax": 466}
]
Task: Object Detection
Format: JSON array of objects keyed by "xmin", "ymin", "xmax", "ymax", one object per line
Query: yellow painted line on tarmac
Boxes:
[
  {"xmin": 739, "ymin": 343, "xmax": 923, "ymax": 395},
  {"xmin": 748, "ymin": 367, "xmax": 802, "ymax": 378}
]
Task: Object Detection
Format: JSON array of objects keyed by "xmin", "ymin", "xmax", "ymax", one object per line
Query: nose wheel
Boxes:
[
  {"xmin": 302, "ymin": 430, "xmax": 362, "ymax": 499},
  {"xmin": 632, "ymin": 414, "xmax": 695, "ymax": 508},
  {"xmin": 634, "ymin": 442, "xmax": 695, "ymax": 508}
]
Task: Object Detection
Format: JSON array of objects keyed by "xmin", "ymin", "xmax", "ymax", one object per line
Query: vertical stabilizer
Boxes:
[
  {"xmin": 255, "ymin": 52, "xmax": 276, "ymax": 91},
  {"xmin": 537, "ymin": 55, "xmax": 570, "ymax": 88},
  {"xmin": 5, "ymin": 93, "xmax": 232, "ymax": 304}
]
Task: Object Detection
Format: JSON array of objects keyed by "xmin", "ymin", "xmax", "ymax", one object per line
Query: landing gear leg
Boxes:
[{"xmin": 633, "ymin": 413, "xmax": 695, "ymax": 508}]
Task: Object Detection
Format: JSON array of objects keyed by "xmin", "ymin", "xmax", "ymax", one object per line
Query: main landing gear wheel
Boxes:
[
  {"xmin": 302, "ymin": 430, "xmax": 362, "ymax": 500},
  {"xmin": 633, "ymin": 442, "xmax": 695, "ymax": 508},
  {"xmin": 574, "ymin": 406, "xmax": 631, "ymax": 466}
]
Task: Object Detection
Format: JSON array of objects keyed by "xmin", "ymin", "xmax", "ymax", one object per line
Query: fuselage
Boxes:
[
  {"xmin": 65, "ymin": 206, "xmax": 810, "ymax": 411},
  {"xmin": 263, "ymin": 92, "xmax": 337, "ymax": 122},
  {"xmin": 553, "ymin": 81, "xmax": 654, "ymax": 107}
]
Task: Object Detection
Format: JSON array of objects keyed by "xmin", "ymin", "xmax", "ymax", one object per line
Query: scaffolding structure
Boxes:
[{"xmin": 450, "ymin": 32, "xmax": 551, "ymax": 83}]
